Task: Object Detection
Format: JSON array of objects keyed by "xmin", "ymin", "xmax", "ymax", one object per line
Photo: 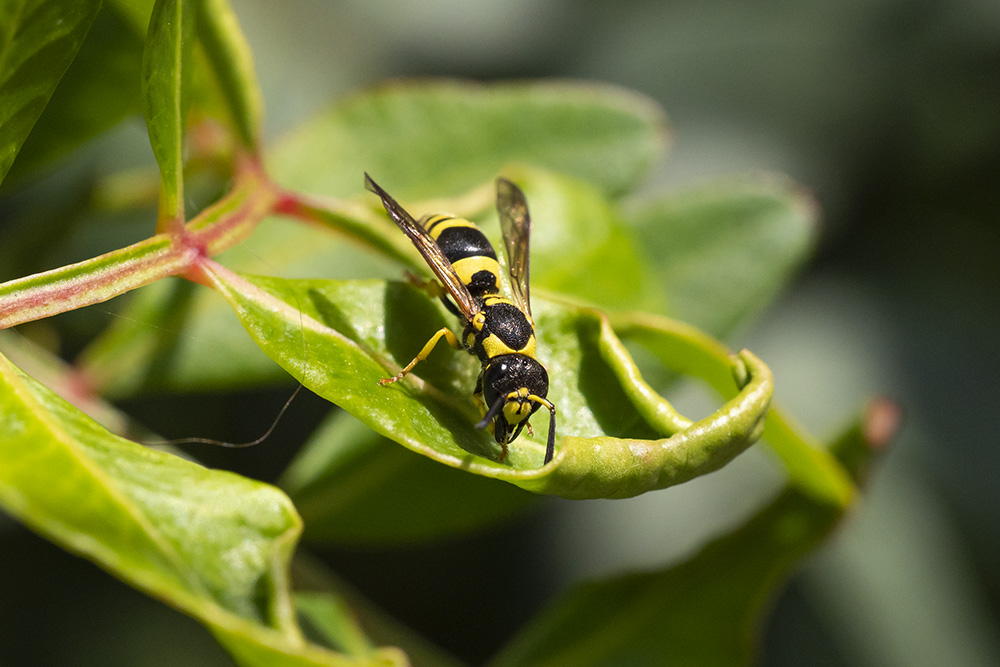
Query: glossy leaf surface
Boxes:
[
  {"xmin": 0, "ymin": 351, "xmax": 401, "ymax": 666},
  {"xmin": 141, "ymin": 0, "xmax": 195, "ymax": 221},
  {"xmin": 206, "ymin": 264, "xmax": 773, "ymax": 500},
  {"xmin": 0, "ymin": 0, "xmax": 100, "ymax": 184},
  {"xmin": 2, "ymin": 2, "xmax": 144, "ymax": 183}
]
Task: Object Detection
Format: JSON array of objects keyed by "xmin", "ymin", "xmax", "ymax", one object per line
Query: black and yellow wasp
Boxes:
[{"xmin": 365, "ymin": 174, "xmax": 557, "ymax": 464}]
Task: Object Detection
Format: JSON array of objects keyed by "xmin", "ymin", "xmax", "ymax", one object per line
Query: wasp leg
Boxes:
[
  {"xmin": 472, "ymin": 373, "xmax": 488, "ymax": 418},
  {"xmin": 404, "ymin": 271, "xmax": 443, "ymax": 295},
  {"xmin": 378, "ymin": 327, "xmax": 461, "ymax": 386},
  {"xmin": 404, "ymin": 272, "xmax": 462, "ymax": 318}
]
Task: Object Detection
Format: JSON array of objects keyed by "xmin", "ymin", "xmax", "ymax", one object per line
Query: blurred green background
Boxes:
[{"xmin": 2, "ymin": 0, "xmax": 998, "ymax": 665}]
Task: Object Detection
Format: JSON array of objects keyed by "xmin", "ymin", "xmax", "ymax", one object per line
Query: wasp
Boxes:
[{"xmin": 365, "ymin": 174, "xmax": 557, "ymax": 464}]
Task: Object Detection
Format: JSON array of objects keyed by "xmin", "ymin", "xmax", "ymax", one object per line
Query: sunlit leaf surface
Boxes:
[
  {"xmin": 207, "ymin": 265, "xmax": 773, "ymax": 500},
  {"xmin": 0, "ymin": 351, "xmax": 401, "ymax": 666},
  {"xmin": 271, "ymin": 79, "xmax": 668, "ymax": 199}
]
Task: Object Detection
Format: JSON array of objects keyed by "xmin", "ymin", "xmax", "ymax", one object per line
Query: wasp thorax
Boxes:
[{"xmin": 468, "ymin": 300, "xmax": 537, "ymax": 362}]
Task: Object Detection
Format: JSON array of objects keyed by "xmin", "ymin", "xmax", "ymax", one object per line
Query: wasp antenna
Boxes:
[
  {"xmin": 527, "ymin": 395, "xmax": 557, "ymax": 464},
  {"xmin": 476, "ymin": 394, "xmax": 507, "ymax": 430},
  {"xmin": 544, "ymin": 404, "xmax": 556, "ymax": 464},
  {"xmin": 146, "ymin": 385, "xmax": 302, "ymax": 449}
]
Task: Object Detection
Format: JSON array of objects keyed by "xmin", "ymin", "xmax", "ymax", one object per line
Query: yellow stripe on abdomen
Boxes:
[{"xmin": 452, "ymin": 255, "xmax": 501, "ymax": 290}]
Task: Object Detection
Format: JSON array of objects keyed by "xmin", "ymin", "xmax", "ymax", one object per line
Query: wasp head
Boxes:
[{"xmin": 476, "ymin": 354, "xmax": 556, "ymax": 464}]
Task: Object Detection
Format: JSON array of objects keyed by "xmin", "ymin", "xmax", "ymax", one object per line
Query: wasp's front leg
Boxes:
[
  {"xmin": 472, "ymin": 372, "xmax": 494, "ymax": 432},
  {"xmin": 378, "ymin": 327, "xmax": 462, "ymax": 386}
]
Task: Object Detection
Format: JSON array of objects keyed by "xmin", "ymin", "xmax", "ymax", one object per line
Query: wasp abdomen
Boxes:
[
  {"xmin": 423, "ymin": 215, "xmax": 500, "ymax": 298},
  {"xmin": 427, "ymin": 218, "xmax": 496, "ymax": 261}
]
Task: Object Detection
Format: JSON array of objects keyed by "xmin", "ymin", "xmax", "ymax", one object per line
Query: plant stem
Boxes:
[
  {"xmin": 0, "ymin": 164, "xmax": 279, "ymax": 330},
  {"xmin": 273, "ymin": 189, "xmax": 422, "ymax": 271}
]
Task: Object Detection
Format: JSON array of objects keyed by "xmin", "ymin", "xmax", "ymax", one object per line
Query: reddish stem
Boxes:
[{"xmin": 0, "ymin": 160, "xmax": 279, "ymax": 330}]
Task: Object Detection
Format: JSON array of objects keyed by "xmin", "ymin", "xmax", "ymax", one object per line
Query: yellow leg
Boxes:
[
  {"xmin": 472, "ymin": 391, "xmax": 488, "ymax": 420},
  {"xmin": 404, "ymin": 272, "xmax": 447, "ymax": 299},
  {"xmin": 378, "ymin": 327, "xmax": 461, "ymax": 386}
]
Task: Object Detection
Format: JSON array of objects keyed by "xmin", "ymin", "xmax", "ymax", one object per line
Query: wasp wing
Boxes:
[
  {"xmin": 495, "ymin": 178, "xmax": 533, "ymax": 321},
  {"xmin": 365, "ymin": 174, "xmax": 479, "ymax": 321}
]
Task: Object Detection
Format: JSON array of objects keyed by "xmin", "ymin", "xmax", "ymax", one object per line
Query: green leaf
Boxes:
[
  {"xmin": 293, "ymin": 564, "xmax": 464, "ymax": 667},
  {"xmin": 0, "ymin": 328, "xmax": 133, "ymax": 435},
  {"xmin": 141, "ymin": 0, "xmax": 195, "ymax": 222},
  {"xmin": 77, "ymin": 277, "xmax": 290, "ymax": 397},
  {"xmin": 195, "ymin": 0, "xmax": 262, "ymax": 150},
  {"xmin": 107, "ymin": 0, "xmax": 156, "ymax": 33},
  {"xmin": 627, "ymin": 175, "xmax": 818, "ymax": 338},
  {"xmin": 2, "ymin": 3, "xmax": 145, "ymax": 184},
  {"xmin": 504, "ymin": 167, "xmax": 659, "ymax": 311},
  {"xmin": 205, "ymin": 264, "xmax": 773, "ymax": 500},
  {"xmin": 0, "ymin": 350, "xmax": 406, "ymax": 666},
  {"xmin": 77, "ymin": 161, "xmax": 658, "ymax": 395},
  {"xmin": 77, "ymin": 81, "xmax": 668, "ymax": 395},
  {"xmin": 282, "ymin": 411, "xmax": 539, "ymax": 545},
  {"xmin": 488, "ymin": 402, "xmax": 892, "ymax": 667},
  {"xmin": 270, "ymin": 79, "xmax": 668, "ymax": 200},
  {"xmin": 296, "ymin": 592, "xmax": 378, "ymax": 658},
  {"xmin": 0, "ymin": 0, "xmax": 100, "ymax": 185},
  {"xmin": 611, "ymin": 310, "xmax": 856, "ymax": 506}
]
